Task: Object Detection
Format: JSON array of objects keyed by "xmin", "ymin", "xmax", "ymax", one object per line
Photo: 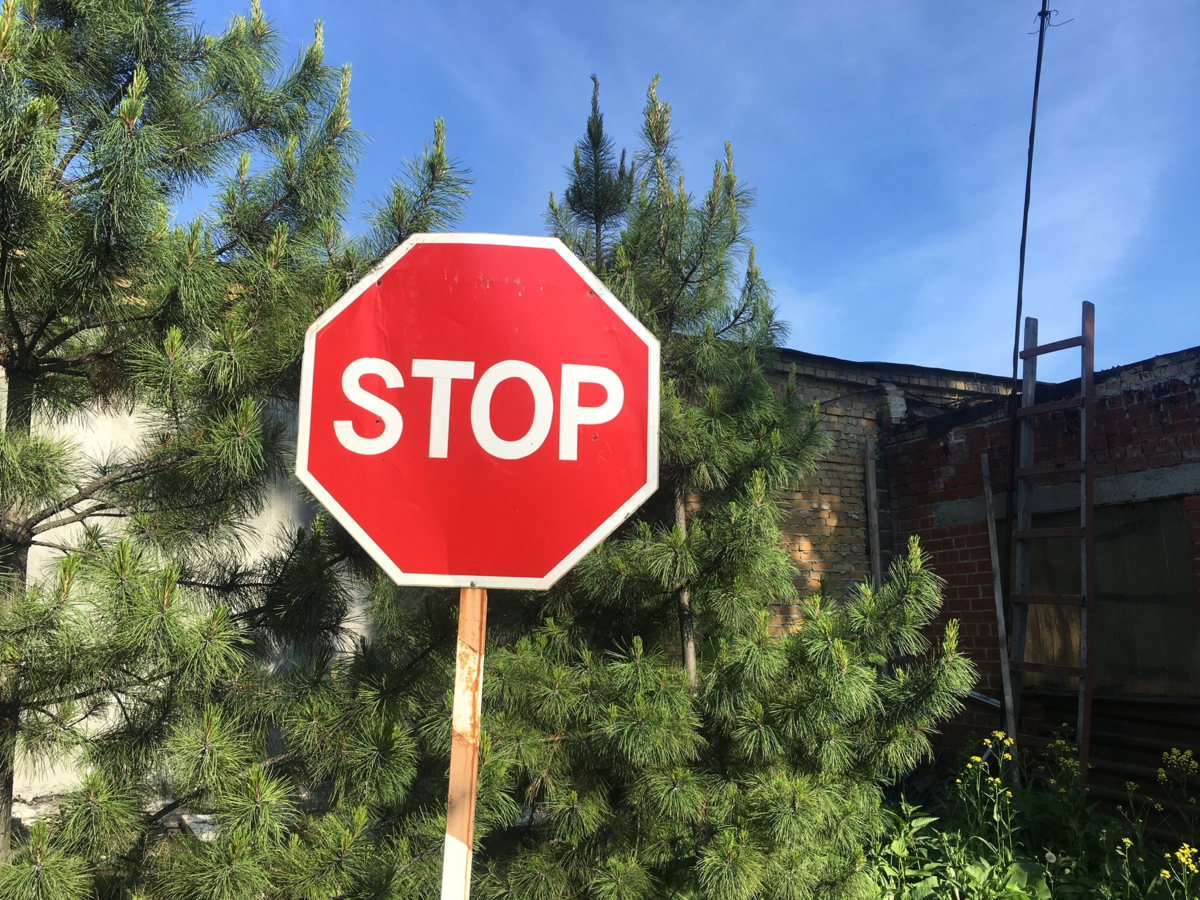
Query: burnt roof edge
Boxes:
[
  {"xmin": 776, "ymin": 346, "xmax": 1010, "ymax": 388},
  {"xmin": 878, "ymin": 343, "xmax": 1200, "ymax": 443}
]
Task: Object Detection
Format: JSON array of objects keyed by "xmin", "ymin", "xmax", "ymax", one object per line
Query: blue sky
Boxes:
[{"xmin": 192, "ymin": 1, "xmax": 1200, "ymax": 381}]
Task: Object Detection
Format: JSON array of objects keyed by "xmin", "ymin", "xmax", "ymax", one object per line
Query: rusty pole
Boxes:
[{"xmin": 441, "ymin": 587, "xmax": 488, "ymax": 900}]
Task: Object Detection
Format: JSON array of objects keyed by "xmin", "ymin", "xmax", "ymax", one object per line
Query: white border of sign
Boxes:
[{"xmin": 296, "ymin": 233, "xmax": 661, "ymax": 591}]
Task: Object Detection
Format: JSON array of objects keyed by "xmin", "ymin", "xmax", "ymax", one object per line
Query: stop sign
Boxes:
[{"xmin": 296, "ymin": 234, "xmax": 660, "ymax": 590}]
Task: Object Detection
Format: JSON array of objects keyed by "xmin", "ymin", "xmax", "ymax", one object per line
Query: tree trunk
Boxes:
[
  {"xmin": 595, "ymin": 219, "xmax": 603, "ymax": 272},
  {"xmin": 0, "ymin": 540, "xmax": 24, "ymax": 863},
  {"xmin": 0, "ymin": 370, "xmax": 30, "ymax": 862},
  {"xmin": 3, "ymin": 371, "xmax": 34, "ymax": 435},
  {"xmin": 0, "ymin": 704, "xmax": 16, "ymax": 862},
  {"xmin": 674, "ymin": 481, "xmax": 697, "ymax": 690}
]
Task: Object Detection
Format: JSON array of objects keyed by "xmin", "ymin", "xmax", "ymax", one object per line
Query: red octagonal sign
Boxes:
[{"xmin": 296, "ymin": 234, "xmax": 660, "ymax": 590}]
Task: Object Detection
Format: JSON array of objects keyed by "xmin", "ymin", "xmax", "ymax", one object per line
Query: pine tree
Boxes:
[
  {"xmin": 0, "ymin": 0, "xmax": 468, "ymax": 883},
  {"xmin": 456, "ymin": 76, "xmax": 977, "ymax": 899},
  {"xmin": 1, "ymin": 14, "xmax": 972, "ymax": 897},
  {"xmin": 547, "ymin": 75, "xmax": 633, "ymax": 272}
]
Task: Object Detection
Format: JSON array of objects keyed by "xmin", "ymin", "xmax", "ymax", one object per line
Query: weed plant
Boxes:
[{"xmin": 876, "ymin": 733, "xmax": 1199, "ymax": 899}]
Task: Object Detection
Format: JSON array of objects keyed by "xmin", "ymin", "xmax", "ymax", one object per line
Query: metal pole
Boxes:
[
  {"xmin": 1003, "ymin": 0, "xmax": 1053, "ymax": 609},
  {"xmin": 441, "ymin": 587, "xmax": 488, "ymax": 900}
]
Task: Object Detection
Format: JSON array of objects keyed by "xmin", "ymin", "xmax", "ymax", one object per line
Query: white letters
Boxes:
[
  {"xmin": 334, "ymin": 356, "xmax": 626, "ymax": 460},
  {"xmin": 334, "ymin": 358, "xmax": 404, "ymax": 455},
  {"xmin": 470, "ymin": 360, "xmax": 554, "ymax": 460},
  {"xmin": 558, "ymin": 365, "xmax": 624, "ymax": 460},
  {"xmin": 411, "ymin": 359, "xmax": 475, "ymax": 458}
]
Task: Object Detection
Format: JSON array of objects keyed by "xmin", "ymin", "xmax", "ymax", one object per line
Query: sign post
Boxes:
[
  {"xmin": 296, "ymin": 234, "xmax": 659, "ymax": 898},
  {"xmin": 442, "ymin": 587, "xmax": 487, "ymax": 899}
]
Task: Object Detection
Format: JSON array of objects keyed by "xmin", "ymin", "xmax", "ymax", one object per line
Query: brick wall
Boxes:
[
  {"xmin": 880, "ymin": 347, "xmax": 1200, "ymax": 747},
  {"xmin": 771, "ymin": 350, "xmax": 1010, "ymax": 631},
  {"xmin": 880, "ymin": 420, "xmax": 1011, "ymax": 745}
]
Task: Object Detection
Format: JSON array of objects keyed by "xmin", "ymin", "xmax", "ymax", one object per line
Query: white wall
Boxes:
[{"xmin": 5, "ymin": 375, "xmax": 311, "ymax": 806}]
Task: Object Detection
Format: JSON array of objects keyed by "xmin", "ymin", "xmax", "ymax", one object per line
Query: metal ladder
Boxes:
[{"xmin": 1005, "ymin": 301, "xmax": 1096, "ymax": 775}]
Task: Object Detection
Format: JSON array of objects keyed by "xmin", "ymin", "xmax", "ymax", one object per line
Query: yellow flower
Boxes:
[
  {"xmin": 955, "ymin": 778, "xmax": 961, "ymax": 784},
  {"xmin": 1161, "ymin": 869, "xmax": 1171, "ymax": 880},
  {"xmin": 1003, "ymin": 753, "xmax": 1012, "ymax": 761},
  {"xmin": 1122, "ymin": 838, "xmax": 1133, "ymax": 847},
  {"xmin": 970, "ymin": 756, "xmax": 982, "ymax": 763}
]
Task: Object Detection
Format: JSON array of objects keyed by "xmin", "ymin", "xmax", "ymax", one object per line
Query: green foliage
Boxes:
[
  {"xmin": 0, "ymin": 0, "xmax": 469, "ymax": 880},
  {"xmin": 0, "ymin": 824, "xmax": 89, "ymax": 900},
  {"xmin": 2, "ymin": 15, "xmax": 970, "ymax": 899},
  {"xmin": 453, "ymin": 74, "xmax": 975, "ymax": 898},
  {"xmin": 876, "ymin": 734, "xmax": 1200, "ymax": 900},
  {"xmin": 552, "ymin": 75, "xmax": 634, "ymax": 270}
]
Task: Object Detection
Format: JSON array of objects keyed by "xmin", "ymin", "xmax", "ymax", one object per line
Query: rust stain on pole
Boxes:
[{"xmin": 441, "ymin": 587, "xmax": 488, "ymax": 900}]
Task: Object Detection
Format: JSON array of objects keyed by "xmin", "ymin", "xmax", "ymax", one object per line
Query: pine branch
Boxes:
[
  {"xmin": 30, "ymin": 504, "xmax": 123, "ymax": 535},
  {"xmin": 145, "ymin": 749, "xmax": 298, "ymax": 825},
  {"xmin": 183, "ymin": 579, "xmax": 276, "ymax": 592},
  {"xmin": 38, "ymin": 344, "xmax": 130, "ymax": 373},
  {"xmin": 52, "ymin": 73, "xmax": 135, "ymax": 187},
  {"xmin": 24, "ymin": 458, "xmax": 167, "ymax": 531},
  {"xmin": 28, "ymin": 673, "xmax": 171, "ymax": 708},
  {"xmin": 29, "ymin": 539, "xmax": 94, "ymax": 556},
  {"xmin": 168, "ymin": 118, "xmax": 272, "ymax": 159},
  {"xmin": 32, "ymin": 309, "xmax": 157, "ymax": 358},
  {"xmin": 212, "ymin": 188, "xmax": 294, "ymax": 258}
]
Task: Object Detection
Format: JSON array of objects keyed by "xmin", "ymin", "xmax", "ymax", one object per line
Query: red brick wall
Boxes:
[
  {"xmin": 1092, "ymin": 380, "xmax": 1200, "ymax": 476},
  {"xmin": 883, "ymin": 421, "xmax": 1011, "ymax": 746},
  {"xmin": 882, "ymin": 356, "xmax": 1200, "ymax": 749}
]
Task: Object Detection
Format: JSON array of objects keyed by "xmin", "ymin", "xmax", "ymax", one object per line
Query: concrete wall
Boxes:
[{"xmin": 3, "ymin": 377, "xmax": 309, "ymax": 809}]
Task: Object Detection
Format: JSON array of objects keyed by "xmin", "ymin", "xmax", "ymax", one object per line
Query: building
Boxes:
[
  {"xmin": 9, "ymin": 339, "xmax": 1200, "ymax": 818},
  {"xmin": 775, "ymin": 341, "xmax": 1200, "ymax": 810},
  {"xmin": 772, "ymin": 349, "xmax": 1011, "ymax": 624}
]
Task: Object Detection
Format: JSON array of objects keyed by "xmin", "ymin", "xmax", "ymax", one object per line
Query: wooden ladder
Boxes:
[{"xmin": 986, "ymin": 301, "xmax": 1096, "ymax": 778}]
